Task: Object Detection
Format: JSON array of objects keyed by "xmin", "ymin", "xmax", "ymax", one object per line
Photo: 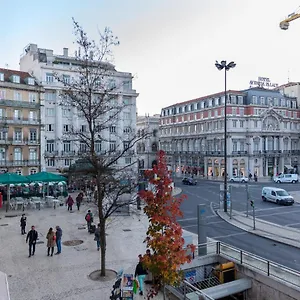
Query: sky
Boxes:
[{"xmin": 1, "ymin": 0, "xmax": 300, "ymax": 115}]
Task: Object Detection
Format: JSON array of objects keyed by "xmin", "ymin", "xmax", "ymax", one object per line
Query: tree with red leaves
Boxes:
[{"xmin": 139, "ymin": 150, "xmax": 195, "ymax": 299}]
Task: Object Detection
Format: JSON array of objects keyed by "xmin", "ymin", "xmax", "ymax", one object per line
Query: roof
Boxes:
[
  {"xmin": 274, "ymin": 82, "xmax": 300, "ymax": 90},
  {"xmin": 162, "ymin": 90, "xmax": 243, "ymax": 110},
  {"xmin": 0, "ymin": 68, "xmax": 36, "ymax": 85},
  {"xmin": 262, "ymin": 187, "xmax": 289, "ymax": 191}
]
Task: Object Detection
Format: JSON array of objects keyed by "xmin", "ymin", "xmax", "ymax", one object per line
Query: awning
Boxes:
[{"xmin": 284, "ymin": 165, "xmax": 293, "ymax": 169}]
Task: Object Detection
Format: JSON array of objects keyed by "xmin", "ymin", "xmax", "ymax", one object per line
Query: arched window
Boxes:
[{"xmin": 152, "ymin": 142, "xmax": 158, "ymax": 152}]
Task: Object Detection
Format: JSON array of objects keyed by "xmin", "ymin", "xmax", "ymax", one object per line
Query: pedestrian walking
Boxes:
[
  {"xmin": 94, "ymin": 223, "xmax": 101, "ymax": 251},
  {"xmin": 46, "ymin": 227, "xmax": 56, "ymax": 257},
  {"xmin": 26, "ymin": 225, "xmax": 38, "ymax": 258},
  {"xmin": 20, "ymin": 214, "xmax": 27, "ymax": 235},
  {"xmin": 55, "ymin": 225, "xmax": 62, "ymax": 255},
  {"xmin": 85, "ymin": 210, "xmax": 93, "ymax": 231},
  {"xmin": 66, "ymin": 195, "xmax": 74, "ymax": 211},
  {"xmin": 134, "ymin": 254, "xmax": 148, "ymax": 296},
  {"xmin": 76, "ymin": 192, "xmax": 83, "ymax": 211}
]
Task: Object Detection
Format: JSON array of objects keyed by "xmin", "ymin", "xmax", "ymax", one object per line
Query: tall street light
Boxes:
[{"xmin": 215, "ymin": 60, "xmax": 236, "ymax": 212}]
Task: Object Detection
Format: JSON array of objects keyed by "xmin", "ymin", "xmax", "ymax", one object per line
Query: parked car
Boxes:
[
  {"xmin": 182, "ymin": 177, "xmax": 197, "ymax": 185},
  {"xmin": 273, "ymin": 174, "xmax": 298, "ymax": 184},
  {"xmin": 262, "ymin": 187, "xmax": 294, "ymax": 205},
  {"xmin": 229, "ymin": 176, "xmax": 249, "ymax": 183}
]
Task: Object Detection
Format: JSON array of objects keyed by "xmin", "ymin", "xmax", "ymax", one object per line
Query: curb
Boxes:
[{"xmin": 216, "ymin": 209, "xmax": 300, "ymax": 250}]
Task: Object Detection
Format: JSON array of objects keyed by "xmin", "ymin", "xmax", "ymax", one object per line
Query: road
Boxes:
[{"xmin": 176, "ymin": 179, "xmax": 300, "ymax": 271}]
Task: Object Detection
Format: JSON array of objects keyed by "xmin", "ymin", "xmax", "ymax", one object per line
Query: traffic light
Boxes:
[{"xmin": 250, "ymin": 200, "xmax": 254, "ymax": 207}]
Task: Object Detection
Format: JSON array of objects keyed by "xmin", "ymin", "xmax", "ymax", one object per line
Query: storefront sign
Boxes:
[{"xmin": 249, "ymin": 77, "xmax": 278, "ymax": 89}]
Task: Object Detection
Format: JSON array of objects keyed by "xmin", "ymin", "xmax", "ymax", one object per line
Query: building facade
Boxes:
[
  {"xmin": 159, "ymin": 87, "xmax": 300, "ymax": 178},
  {"xmin": 136, "ymin": 114, "xmax": 160, "ymax": 170},
  {"xmin": 20, "ymin": 44, "xmax": 138, "ymax": 173},
  {"xmin": 0, "ymin": 68, "xmax": 44, "ymax": 175}
]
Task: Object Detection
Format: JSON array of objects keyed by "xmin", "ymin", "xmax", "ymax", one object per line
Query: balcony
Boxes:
[
  {"xmin": 0, "ymin": 160, "xmax": 40, "ymax": 167},
  {"xmin": 0, "ymin": 99, "xmax": 40, "ymax": 109},
  {"xmin": 205, "ymin": 151, "xmax": 225, "ymax": 156},
  {"xmin": 44, "ymin": 151, "xmax": 59, "ymax": 157},
  {"xmin": 26, "ymin": 139, "xmax": 40, "ymax": 145},
  {"xmin": 232, "ymin": 151, "xmax": 248, "ymax": 156},
  {"xmin": 61, "ymin": 150, "xmax": 76, "ymax": 157},
  {"xmin": 4, "ymin": 117, "xmax": 41, "ymax": 125},
  {"xmin": 291, "ymin": 150, "xmax": 300, "ymax": 155},
  {"xmin": 7, "ymin": 138, "xmax": 26, "ymax": 145}
]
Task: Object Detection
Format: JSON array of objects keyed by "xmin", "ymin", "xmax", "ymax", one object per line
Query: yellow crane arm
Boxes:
[{"xmin": 280, "ymin": 13, "xmax": 300, "ymax": 30}]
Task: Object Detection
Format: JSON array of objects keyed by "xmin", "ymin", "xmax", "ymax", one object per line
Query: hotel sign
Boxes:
[{"xmin": 249, "ymin": 77, "xmax": 278, "ymax": 89}]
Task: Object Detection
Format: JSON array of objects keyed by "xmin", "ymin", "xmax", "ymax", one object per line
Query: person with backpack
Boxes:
[
  {"xmin": 66, "ymin": 195, "xmax": 74, "ymax": 211},
  {"xmin": 85, "ymin": 210, "xmax": 93, "ymax": 231}
]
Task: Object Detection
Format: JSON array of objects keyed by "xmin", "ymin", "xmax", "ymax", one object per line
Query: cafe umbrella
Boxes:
[{"xmin": 0, "ymin": 173, "xmax": 30, "ymax": 211}]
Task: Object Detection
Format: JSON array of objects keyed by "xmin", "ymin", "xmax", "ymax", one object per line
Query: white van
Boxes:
[
  {"xmin": 273, "ymin": 174, "xmax": 298, "ymax": 184},
  {"xmin": 262, "ymin": 187, "xmax": 294, "ymax": 205}
]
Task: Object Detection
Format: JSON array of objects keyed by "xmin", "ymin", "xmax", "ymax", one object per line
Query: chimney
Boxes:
[{"xmin": 63, "ymin": 48, "xmax": 68, "ymax": 57}]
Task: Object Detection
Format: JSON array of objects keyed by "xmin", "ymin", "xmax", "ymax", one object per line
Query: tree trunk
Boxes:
[{"xmin": 99, "ymin": 218, "xmax": 106, "ymax": 276}]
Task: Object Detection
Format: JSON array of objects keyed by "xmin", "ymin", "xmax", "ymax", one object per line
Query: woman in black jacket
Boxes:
[{"xmin": 134, "ymin": 254, "xmax": 148, "ymax": 296}]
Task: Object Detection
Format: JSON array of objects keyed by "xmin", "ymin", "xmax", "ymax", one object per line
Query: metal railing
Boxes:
[{"xmin": 200, "ymin": 241, "xmax": 300, "ymax": 288}]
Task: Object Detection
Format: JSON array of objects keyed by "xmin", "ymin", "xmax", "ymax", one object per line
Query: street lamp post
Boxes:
[{"xmin": 215, "ymin": 60, "xmax": 236, "ymax": 213}]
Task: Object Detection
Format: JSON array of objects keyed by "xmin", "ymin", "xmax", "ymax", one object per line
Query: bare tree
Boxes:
[{"xmin": 55, "ymin": 19, "xmax": 145, "ymax": 276}]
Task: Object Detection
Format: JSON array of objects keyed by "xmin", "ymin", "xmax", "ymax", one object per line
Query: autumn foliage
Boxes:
[{"xmin": 139, "ymin": 150, "xmax": 195, "ymax": 297}]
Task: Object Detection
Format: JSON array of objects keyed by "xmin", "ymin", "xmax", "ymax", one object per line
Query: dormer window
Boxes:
[
  {"xmin": 12, "ymin": 75, "xmax": 20, "ymax": 83},
  {"xmin": 0, "ymin": 73, "xmax": 4, "ymax": 81},
  {"xmin": 27, "ymin": 78, "xmax": 35, "ymax": 85}
]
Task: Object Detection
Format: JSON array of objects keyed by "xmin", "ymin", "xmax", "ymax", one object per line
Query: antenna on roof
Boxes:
[{"xmin": 4, "ymin": 63, "xmax": 8, "ymax": 69}]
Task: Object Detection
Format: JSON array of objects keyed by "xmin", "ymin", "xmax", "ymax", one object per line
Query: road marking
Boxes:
[
  {"xmin": 210, "ymin": 202, "xmax": 218, "ymax": 216},
  {"xmin": 181, "ymin": 220, "xmax": 225, "ymax": 229},
  {"xmin": 212, "ymin": 232, "xmax": 248, "ymax": 239},
  {"xmin": 244, "ymin": 205, "xmax": 299, "ymax": 213},
  {"xmin": 257, "ymin": 209, "xmax": 300, "ymax": 218},
  {"xmin": 178, "ymin": 215, "xmax": 219, "ymax": 222},
  {"xmin": 285, "ymin": 223, "xmax": 300, "ymax": 227}
]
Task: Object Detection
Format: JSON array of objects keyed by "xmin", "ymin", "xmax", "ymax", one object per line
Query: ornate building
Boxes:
[
  {"xmin": 159, "ymin": 87, "xmax": 300, "ymax": 178},
  {"xmin": 0, "ymin": 68, "xmax": 44, "ymax": 175}
]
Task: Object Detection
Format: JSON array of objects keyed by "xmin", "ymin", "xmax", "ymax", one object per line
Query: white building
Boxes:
[
  {"xmin": 136, "ymin": 114, "xmax": 160, "ymax": 170},
  {"xmin": 160, "ymin": 87, "xmax": 300, "ymax": 179},
  {"xmin": 20, "ymin": 44, "xmax": 138, "ymax": 173}
]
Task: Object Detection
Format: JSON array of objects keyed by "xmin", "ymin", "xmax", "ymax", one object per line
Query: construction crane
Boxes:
[{"xmin": 280, "ymin": 7, "xmax": 300, "ymax": 30}]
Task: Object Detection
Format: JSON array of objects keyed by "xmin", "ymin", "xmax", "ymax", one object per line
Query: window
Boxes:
[
  {"xmin": 123, "ymin": 96, "xmax": 131, "ymax": 105},
  {"xmin": 29, "ymin": 149, "xmax": 37, "ymax": 160},
  {"xmin": 63, "ymin": 124, "xmax": 70, "ymax": 132},
  {"xmin": 29, "ymin": 111, "xmax": 37, "ymax": 121},
  {"xmin": 109, "ymin": 126, "xmax": 116, "ymax": 133},
  {"xmin": 46, "ymin": 108, "xmax": 55, "ymax": 116},
  {"xmin": 62, "ymin": 108, "xmax": 70, "ymax": 117},
  {"xmin": 252, "ymin": 96, "xmax": 257, "ymax": 104},
  {"xmin": 230, "ymin": 95, "xmax": 237, "ymax": 104},
  {"xmin": 64, "ymin": 159, "xmax": 71, "ymax": 166},
  {"xmin": 214, "ymin": 110, "xmax": 218, "ymax": 117},
  {"xmin": 274, "ymin": 98, "xmax": 279, "ymax": 106},
  {"xmin": 47, "ymin": 159, "xmax": 55, "ymax": 167},
  {"xmin": 125, "ymin": 157, "xmax": 131, "ymax": 164},
  {"xmin": 14, "ymin": 109, "xmax": 21, "ymax": 120},
  {"xmin": 232, "ymin": 141, "xmax": 238, "ymax": 152},
  {"xmin": 29, "ymin": 93, "xmax": 36, "ymax": 103},
  {"xmin": 240, "ymin": 108, "xmax": 244, "ymax": 116},
  {"xmin": 221, "ymin": 108, "xmax": 224, "ymax": 116},
  {"xmin": 292, "ymin": 101, "xmax": 297, "ymax": 108},
  {"xmin": 123, "ymin": 81, "xmax": 130, "ymax": 90},
  {"xmin": 12, "ymin": 75, "xmax": 20, "ymax": 83},
  {"xmin": 238, "ymin": 96, "xmax": 243, "ymax": 104},
  {"xmin": 124, "ymin": 127, "xmax": 132, "ymax": 134},
  {"xmin": 80, "ymin": 125, "xmax": 87, "ymax": 132},
  {"xmin": 0, "ymin": 90, "xmax": 6, "ymax": 100},
  {"xmin": 0, "ymin": 108, "xmax": 5, "ymax": 119},
  {"xmin": 293, "ymin": 112, "xmax": 297, "ymax": 119},
  {"xmin": 46, "ymin": 73, "xmax": 54, "ymax": 83},
  {"xmin": 232, "ymin": 108, "xmax": 237, "ymax": 116},
  {"xmin": 14, "ymin": 128, "xmax": 22, "ymax": 141},
  {"xmin": 30, "ymin": 168, "xmax": 37, "ymax": 174},
  {"xmin": 63, "ymin": 141, "xmax": 71, "ymax": 152},
  {"xmin": 14, "ymin": 148, "xmax": 22, "ymax": 161},
  {"xmin": 46, "ymin": 124, "xmax": 54, "ymax": 132},
  {"xmin": 254, "ymin": 120, "xmax": 258, "ymax": 128},
  {"xmin": 0, "ymin": 73, "xmax": 4, "ymax": 81},
  {"xmin": 240, "ymin": 120, "xmax": 244, "ymax": 128},
  {"xmin": 28, "ymin": 78, "xmax": 35, "ymax": 85},
  {"xmin": 95, "ymin": 142, "xmax": 102, "ymax": 152},
  {"xmin": 260, "ymin": 97, "xmax": 265, "ymax": 105},
  {"xmin": 232, "ymin": 120, "xmax": 237, "ymax": 128},
  {"xmin": 45, "ymin": 92, "xmax": 56, "ymax": 101},
  {"xmin": 79, "ymin": 142, "xmax": 87, "ymax": 152},
  {"xmin": 123, "ymin": 112, "xmax": 130, "ymax": 120},
  {"xmin": 29, "ymin": 129, "xmax": 37, "ymax": 141},
  {"xmin": 109, "ymin": 141, "xmax": 116, "ymax": 152},
  {"xmin": 46, "ymin": 141, "xmax": 54, "ymax": 152},
  {"xmin": 123, "ymin": 141, "xmax": 130, "ymax": 150},
  {"xmin": 0, "ymin": 148, "xmax": 6, "ymax": 160},
  {"xmin": 14, "ymin": 92, "xmax": 22, "ymax": 101},
  {"xmin": 63, "ymin": 75, "xmax": 70, "ymax": 84}
]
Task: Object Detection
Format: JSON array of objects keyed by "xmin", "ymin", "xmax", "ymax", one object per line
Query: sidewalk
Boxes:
[
  {"xmin": 0, "ymin": 188, "xmax": 184, "ymax": 300},
  {"xmin": 217, "ymin": 209, "xmax": 300, "ymax": 249}
]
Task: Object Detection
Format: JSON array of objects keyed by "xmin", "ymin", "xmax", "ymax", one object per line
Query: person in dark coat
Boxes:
[
  {"xmin": 76, "ymin": 193, "xmax": 83, "ymax": 211},
  {"xmin": 94, "ymin": 223, "xmax": 101, "ymax": 251},
  {"xmin": 66, "ymin": 195, "xmax": 74, "ymax": 211},
  {"xmin": 55, "ymin": 225, "xmax": 62, "ymax": 254},
  {"xmin": 26, "ymin": 225, "xmax": 38, "ymax": 257},
  {"xmin": 20, "ymin": 214, "xmax": 27, "ymax": 235},
  {"xmin": 134, "ymin": 254, "xmax": 148, "ymax": 296}
]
